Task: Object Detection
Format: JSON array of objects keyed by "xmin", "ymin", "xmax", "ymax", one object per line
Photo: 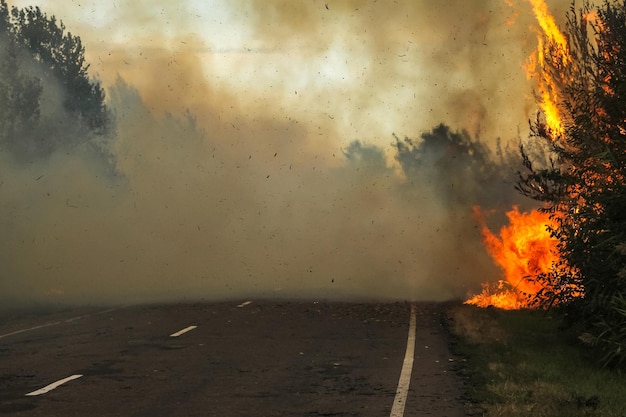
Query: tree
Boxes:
[
  {"xmin": 518, "ymin": 0, "xmax": 626, "ymax": 367},
  {"xmin": 393, "ymin": 124, "xmax": 520, "ymax": 209},
  {"xmin": 0, "ymin": 0, "xmax": 111, "ymax": 158}
]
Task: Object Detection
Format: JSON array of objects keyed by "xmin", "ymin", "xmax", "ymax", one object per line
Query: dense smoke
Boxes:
[{"xmin": 1, "ymin": 0, "xmax": 569, "ymax": 306}]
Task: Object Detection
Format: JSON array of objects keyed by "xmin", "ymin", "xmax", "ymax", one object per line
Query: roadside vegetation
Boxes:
[
  {"xmin": 518, "ymin": 0, "xmax": 626, "ymax": 367},
  {"xmin": 447, "ymin": 304, "xmax": 626, "ymax": 417}
]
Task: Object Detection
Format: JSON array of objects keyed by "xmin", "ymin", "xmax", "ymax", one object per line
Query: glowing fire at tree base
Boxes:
[
  {"xmin": 466, "ymin": 206, "xmax": 560, "ymax": 310},
  {"xmin": 465, "ymin": 281, "xmax": 531, "ymax": 310}
]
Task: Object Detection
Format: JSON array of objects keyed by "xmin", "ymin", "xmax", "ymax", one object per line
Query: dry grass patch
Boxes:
[{"xmin": 446, "ymin": 303, "xmax": 626, "ymax": 417}]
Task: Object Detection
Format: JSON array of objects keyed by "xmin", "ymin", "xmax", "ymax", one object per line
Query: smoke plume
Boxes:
[{"xmin": 1, "ymin": 0, "xmax": 570, "ymax": 306}]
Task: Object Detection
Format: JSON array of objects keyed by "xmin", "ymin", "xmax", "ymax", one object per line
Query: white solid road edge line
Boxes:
[
  {"xmin": 389, "ymin": 304, "xmax": 417, "ymax": 417},
  {"xmin": 0, "ymin": 307, "xmax": 125, "ymax": 340},
  {"xmin": 170, "ymin": 325, "xmax": 198, "ymax": 337},
  {"xmin": 0, "ymin": 322, "xmax": 62, "ymax": 339},
  {"xmin": 25, "ymin": 374, "xmax": 83, "ymax": 396}
]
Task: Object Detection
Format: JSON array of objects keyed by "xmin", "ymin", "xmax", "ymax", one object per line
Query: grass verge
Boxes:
[{"xmin": 446, "ymin": 304, "xmax": 626, "ymax": 417}]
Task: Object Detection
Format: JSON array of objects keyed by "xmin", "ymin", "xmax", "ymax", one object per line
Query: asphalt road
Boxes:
[{"xmin": 0, "ymin": 301, "xmax": 466, "ymax": 416}]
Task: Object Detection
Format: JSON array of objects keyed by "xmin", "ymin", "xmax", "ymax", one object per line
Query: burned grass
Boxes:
[{"xmin": 446, "ymin": 304, "xmax": 626, "ymax": 417}]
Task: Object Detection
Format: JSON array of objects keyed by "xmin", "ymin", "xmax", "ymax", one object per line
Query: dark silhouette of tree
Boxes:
[
  {"xmin": 393, "ymin": 124, "xmax": 520, "ymax": 209},
  {"xmin": 342, "ymin": 140, "xmax": 388, "ymax": 174},
  {"xmin": 0, "ymin": 0, "xmax": 111, "ymax": 158}
]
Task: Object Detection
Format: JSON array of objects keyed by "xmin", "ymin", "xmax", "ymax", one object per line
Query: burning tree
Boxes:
[{"xmin": 518, "ymin": 0, "xmax": 626, "ymax": 367}]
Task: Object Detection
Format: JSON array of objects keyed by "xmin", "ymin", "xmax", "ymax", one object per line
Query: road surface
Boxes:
[{"xmin": 0, "ymin": 301, "xmax": 466, "ymax": 416}]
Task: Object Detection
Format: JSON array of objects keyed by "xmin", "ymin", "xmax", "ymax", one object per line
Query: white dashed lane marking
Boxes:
[
  {"xmin": 25, "ymin": 374, "xmax": 83, "ymax": 396},
  {"xmin": 389, "ymin": 304, "xmax": 417, "ymax": 417},
  {"xmin": 169, "ymin": 325, "xmax": 197, "ymax": 337}
]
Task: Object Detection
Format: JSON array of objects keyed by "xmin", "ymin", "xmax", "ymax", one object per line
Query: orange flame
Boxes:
[
  {"xmin": 466, "ymin": 206, "xmax": 560, "ymax": 309},
  {"xmin": 527, "ymin": 0, "xmax": 568, "ymax": 53},
  {"xmin": 465, "ymin": 280, "xmax": 529, "ymax": 310},
  {"xmin": 582, "ymin": 10, "xmax": 602, "ymax": 30},
  {"xmin": 465, "ymin": 1, "xmax": 569, "ymax": 310},
  {"xmin": 524, "ymin": 0, "xmax": 570, "ymax": 139}
]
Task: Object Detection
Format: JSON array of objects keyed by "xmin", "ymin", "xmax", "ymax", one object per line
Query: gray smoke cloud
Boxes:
[
  {"xmin": 1, "ymin": 78, "xmax": 504, "ymax": 306},
  {"xmin": 1, "ymin": 0, "xmax": 571, "ymax": 307}
]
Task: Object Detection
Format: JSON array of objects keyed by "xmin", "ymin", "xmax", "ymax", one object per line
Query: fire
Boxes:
[
  {"xmin": 524, "ymin": 0, "xmax": 571, "ymax": 139},
  {"xmin": 465, "ymin": 0, "xmax": 570, "ymax": 310},
  {"xmin": 527, "ymin": 0, "xmax": 568, "ymax": 52},
  {"xmin": 582, "ymin": 10, "xmax": 602, "ymax": 31},
  {"xmin": 465, "ymin": 206, "xmax": 560, "ymax": 309},
  {"xmin": 465, "ymin": 281, "xmax": 529, "ymax": 310}
]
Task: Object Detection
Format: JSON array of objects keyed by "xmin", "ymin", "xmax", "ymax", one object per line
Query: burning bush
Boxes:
[{"xmin": 467, "ymin": 206, "xmax": 564, "ymax": 310}]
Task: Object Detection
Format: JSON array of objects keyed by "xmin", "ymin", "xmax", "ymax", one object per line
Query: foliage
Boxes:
[
  {"xmin": 393, "ymin": 123, "xmax": 520, "ymax": 209},
  {"xmin": 0, "ymin": 0, "xmax": 111, "ymax": 158},
  {"xmin": 342, "ymin": 140, "xmax": 389, "ymax": 174},
  {"xmin": 517, "ymin": 0, "xmax": 626, "ymax": 367}
]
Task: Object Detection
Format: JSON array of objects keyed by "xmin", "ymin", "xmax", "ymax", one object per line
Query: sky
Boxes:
[{"xmin": 2, "ymin": 0, "xmax": 571, "ymax": 306}]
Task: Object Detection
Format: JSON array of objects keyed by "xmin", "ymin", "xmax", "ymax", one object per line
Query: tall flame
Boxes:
[
  {"xmin": 465, "ymin": 0, "xmax": 571, "ymax": 310},
  {"xmin": 466, "ymin": 207, "xmax": 560, "ymax": 309},
  {"xmin": 524, "ymin": 0, "xmax": 571, "ymax": 139},
  {"xmin": 527, "ymin": 0, "xmax": 568, "ymax": 51}
]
